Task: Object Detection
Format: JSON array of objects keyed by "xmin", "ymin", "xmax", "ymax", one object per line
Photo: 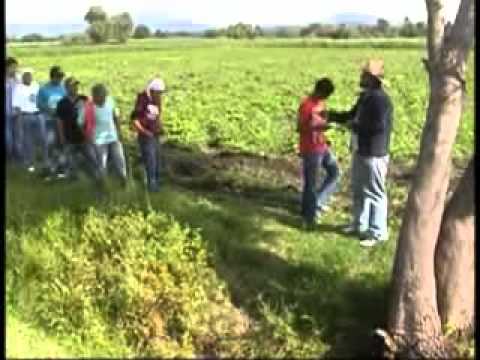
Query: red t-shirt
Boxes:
[{"xmin": 297, "ymin": 96, "xmax": 329, "ymax": 155}]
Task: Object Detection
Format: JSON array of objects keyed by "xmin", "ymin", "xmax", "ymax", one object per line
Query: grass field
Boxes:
[{"xmin": 6, "ymin": 38, "xmax": 474, "ymax": 358}]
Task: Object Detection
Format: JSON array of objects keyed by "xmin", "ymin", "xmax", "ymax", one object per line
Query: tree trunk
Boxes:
[
  {"xmin": 387, "ymin": 66, "xmax": 463, "ymax": 358},
  {"xmin": 435, "ymin": 158, "xmax": 474, "ymax": 333},
  {"xmin": 385, "ymin": 0, "xmax": 474, "ymax": 357}
]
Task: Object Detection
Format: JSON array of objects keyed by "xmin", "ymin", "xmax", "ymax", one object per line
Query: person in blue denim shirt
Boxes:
[
  {"xmin": 5, "ymin": 57, "xmax": 20, "ymax": 162},
  {"xmin": 37, "ymin": 65, "xmax": 67, "ymax": 177},
  {"xmin": 328, "ymin": 59, "xmax": 393, "ymax": 247}
]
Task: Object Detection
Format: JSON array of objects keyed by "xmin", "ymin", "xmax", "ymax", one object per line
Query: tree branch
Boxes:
[{"xmin": 426, "ymin": 0, "xmax": 446, "ymax": 65}]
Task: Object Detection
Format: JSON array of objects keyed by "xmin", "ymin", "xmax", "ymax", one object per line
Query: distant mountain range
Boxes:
[
  {"xmin": 329, "ymin": 12, "xmax": 379, "ymax": 26},
  {"xmin": 6, "ymin": 12, "xmax": 382, "ymax": 38}
]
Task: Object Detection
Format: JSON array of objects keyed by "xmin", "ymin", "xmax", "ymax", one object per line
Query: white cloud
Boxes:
[{"xmin": 6, "ymin": 0, "xmax": 461, "ymax": 25}]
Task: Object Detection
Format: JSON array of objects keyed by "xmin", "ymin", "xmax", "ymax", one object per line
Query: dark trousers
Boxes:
[{"xmin": 5, "ymin": 114, "xmax": 14, "ymax": 160}]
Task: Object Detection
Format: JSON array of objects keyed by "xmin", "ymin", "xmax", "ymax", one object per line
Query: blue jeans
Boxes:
[
  {"xmin": 12, "ymin": 114, "xmax": 26, "ymax": 162},
  {"xmin": 301, "ymin": 149, "xmax": 340, "ymax": 223},
  {"xmin": 138, "ymin": 136, "xmax": 161, "ymax": 187},
  {"xmin": 5, "ymin": 113, "xmax": 14, "ymax": 159},
  {"xmin": 351, "ymin": 152, "xmax": 389, "ymax": 238},
  {"xmin": 21, "ymin": 113, "xmax": 49, "ymax": 168},
  {"xmin": 64, "ymin": 143, "xmax": 103, "ymax": 182},
  {"xmin": 42, "ymin": 113, "xmax": 62, "ymax": 172},
  {"xmin": 95, "ymin": 141, "xmax": 127, "ymax": 181}
]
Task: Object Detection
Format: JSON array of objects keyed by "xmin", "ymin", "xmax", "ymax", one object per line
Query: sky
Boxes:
[{"xmin": 6, "ymin": 0, "xmax": 462, "ymax": 26}]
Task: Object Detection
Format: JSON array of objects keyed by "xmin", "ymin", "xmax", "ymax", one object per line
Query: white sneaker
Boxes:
[
  {"xmin": 377, "ymin": 233, "xmax": 389, "ymax": 242},
  {"xmin": 27, "ymin": 166, "xmax": 35, "ymax": 173},
  {"xmin": 359, "ymin": 239, "xmax": 380, "ymax": 247},
  {"xmin": 360, "ymin": 230, "xmax": 388, "ymax": 242},
  {"xmin": 359, "ymin": 232, "xmax": 388, "ymax": 247}
]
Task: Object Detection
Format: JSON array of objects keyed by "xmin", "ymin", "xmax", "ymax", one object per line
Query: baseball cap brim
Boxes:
[{"xmin": 150, "ymin": 88, "xmax": 166, "ymax": 93}]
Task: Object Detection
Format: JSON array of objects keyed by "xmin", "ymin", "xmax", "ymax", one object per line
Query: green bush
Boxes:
[
  {"xmin": 21, "ymin": 33, "xmax": 46, "ymax": 42},
  {"xmin": 7, "ymin": 206, "xmax": 249, "ymax": 357}
]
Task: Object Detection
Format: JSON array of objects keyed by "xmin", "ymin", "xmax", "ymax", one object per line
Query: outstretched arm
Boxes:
[
  {"xmin": 327, "ymin": 93, "xmax": 365, "ymax": 125},
  {"xmin": 327, "ymin": 103, "xmax": 358, "ymax": 124}
]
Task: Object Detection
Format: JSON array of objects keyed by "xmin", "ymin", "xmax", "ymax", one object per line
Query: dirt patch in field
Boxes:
[
  {"xmin": 160, "ymin": 142, "xmax": 302, "ymax": 199},
  {"xmin": 152, "ymin": 142, "xmax": 468, "ymax": 211}
]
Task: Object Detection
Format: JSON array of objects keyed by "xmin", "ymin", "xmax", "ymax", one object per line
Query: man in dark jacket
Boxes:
[
  {"xmin": 56, "ymin": 77, "xmax": 102, "ymax": 184},
  {"xmin": 328, "ymin": 59, "xmax": 393, "ymax": 247}
]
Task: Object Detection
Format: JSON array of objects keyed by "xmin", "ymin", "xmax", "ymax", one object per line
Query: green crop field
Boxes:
[{"xmin": 6, "ymin": 38, "xmax": 474, "ymax": 358}]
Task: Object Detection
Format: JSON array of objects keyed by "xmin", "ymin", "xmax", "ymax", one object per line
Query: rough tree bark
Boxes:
[
  {"xmin": 435, "ymin": 158, "xmax": 474, "ymax": 333},
  {"xmin": 384, "ymin": 0, "xmax": 475, "ymax": 357}
]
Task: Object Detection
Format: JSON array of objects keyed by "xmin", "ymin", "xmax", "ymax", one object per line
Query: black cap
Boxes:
[{"xmin": 50, "ymin": 65, "xmax": 65, "ymax": 79}]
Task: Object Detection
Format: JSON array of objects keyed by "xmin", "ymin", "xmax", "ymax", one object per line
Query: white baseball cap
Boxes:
[{"xmin": 148, "ymin": 78, "xmax": 166, "ymax": 92}]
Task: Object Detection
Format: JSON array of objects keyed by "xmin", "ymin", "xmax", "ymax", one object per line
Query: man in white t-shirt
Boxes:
[
  {"xmin": 12, "ymin": 69, "xmax": 48, "ymax": 172},
  {"xmin": 6, "ymin": 57, "xmax": 20, "ymax": 162}
]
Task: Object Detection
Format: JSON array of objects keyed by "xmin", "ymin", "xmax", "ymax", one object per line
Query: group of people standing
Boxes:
[
  {"xmin": 5, "ymin": 57, "xmax": 166, "ymax": 193},
  {"xmin": 297, "ymin": 59, "xmax": 393, "ymax": 247},
  {"xmin": 6, "ymin": 55, "xmax": 392, "ymax": 247}
]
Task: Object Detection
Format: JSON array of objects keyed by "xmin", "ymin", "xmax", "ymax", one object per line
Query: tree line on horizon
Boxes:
[{"xmin": 7, "ymin": 6, "xmax": 428, "ymax": 44}]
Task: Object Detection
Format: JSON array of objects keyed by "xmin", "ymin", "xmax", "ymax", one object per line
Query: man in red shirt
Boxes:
[{"xmin": 297, "ymin": 77, "xmax": 339, "ymax": 228}]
